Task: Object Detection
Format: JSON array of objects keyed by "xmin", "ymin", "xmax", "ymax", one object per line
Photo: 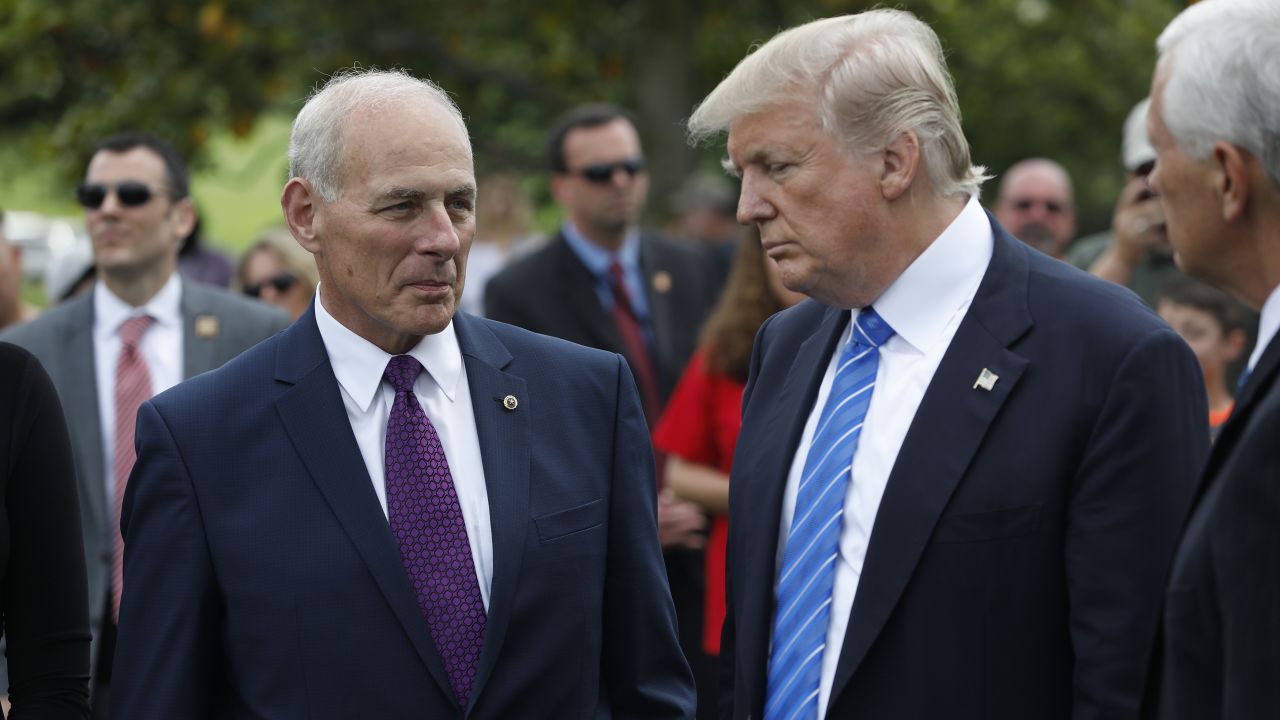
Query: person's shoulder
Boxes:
[
  {"xmin": 487, "ymin": 233, "xmax": 566, "ymax": 287},
  {"xmin": 1023, "ymin": 249, "xmax": 1170, "ymax": 343},
  {"xmin": 0, "ymin": 341, "xmax": 38, "ymax": 378},
  {"xmin": 0, "ymin": 295, "xmax": 91, "ymax": 357},
  {"xmin": 466, "ymin": 312, "xmax": 619, "ymax": 371},
  {"xmin": 152, "ymin": 325, "xmax": 285, "ymax": 415}
]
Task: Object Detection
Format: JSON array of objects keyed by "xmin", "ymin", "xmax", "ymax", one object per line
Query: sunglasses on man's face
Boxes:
[
  {"xmin": 571, "ymin": 158, "xmax": 646, "ymax": 185},
  {"xmin": 243, "ymin": 272, "xmax": 298, "ymax": 299},
  {"xmin": 75, "ymin": 181, "xmax": 157, "ymax": 210},
  {"xmin": 1011, "ymin": 198, "xmax": 1066, "ymax": 215}
]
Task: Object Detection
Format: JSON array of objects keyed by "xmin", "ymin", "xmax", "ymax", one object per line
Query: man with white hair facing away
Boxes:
[
  {"xmin": 687, "ymin": 9, "xmax": 1208, "ymax": 720},
  {"xmin": 110, "ymin": 68, "xmax": 695, "ymax": 719},
  {"xmin": 1143, "ymin": 1, "xmax": 1280, "ymax": 717}
]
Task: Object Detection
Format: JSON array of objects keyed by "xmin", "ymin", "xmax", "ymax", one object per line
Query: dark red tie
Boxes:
[{"xmin": 608, "ymin": 260, "xmax": 661, "ymax": 426}]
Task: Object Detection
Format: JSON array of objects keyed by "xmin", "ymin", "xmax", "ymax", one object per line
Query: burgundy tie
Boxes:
[
  {"xmin": 112, "ymin": 314, "xmax": 154, "ymax": 622},
  {"xmin": 383, "ymin": 355, "xmax": 486, "ymax": 708},
  {"xmin": 608, "ymin": 260, "xmax": 661, "ymax": 426}
]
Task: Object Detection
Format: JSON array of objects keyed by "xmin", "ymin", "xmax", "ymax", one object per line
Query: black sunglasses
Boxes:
[
  {"xmin": 244, "ymin": 272, "xmax": 298, "ymax": 298},
  {"xmin": 1011, "ymin": 198, "xmax": 1066, "ymax": 215},
  {"xmin": 76, "ymin": 181, "xmax": 157, "ymax": 210},
  {"xmin": 571, "ymin": 158, "xmax": 646, "ymax": 185}
]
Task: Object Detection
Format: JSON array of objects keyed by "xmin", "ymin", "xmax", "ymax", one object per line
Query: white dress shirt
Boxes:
[
  {"xmin": 774, "ymin": 196, "xmax": 993, "ymax": 716},
  {"xmin": 1247, "ymin": 283, "xmax": 1280, "ymax": 375},
  {"xmin": 314, "ymin": 284, "xmax": 494, "ymax": 609},
  {"xmin": 95, "ymin": 274, "xmax": 184, "ymax": 511}
]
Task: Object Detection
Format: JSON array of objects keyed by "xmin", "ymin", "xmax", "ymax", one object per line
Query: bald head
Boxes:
[{"xmin": 994, "ymin": 158, "xmax": 1077, "ymax": 258}]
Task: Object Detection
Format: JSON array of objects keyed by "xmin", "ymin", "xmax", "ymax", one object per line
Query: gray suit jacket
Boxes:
[{"xmin": 0, "ymin": 280, "xmax": 288, "ymax": 685}]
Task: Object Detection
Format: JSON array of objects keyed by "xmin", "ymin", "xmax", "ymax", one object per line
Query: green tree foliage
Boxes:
[{"xmin": 0, "ymin": 0, "xmax": 1181, "ymax": 227}]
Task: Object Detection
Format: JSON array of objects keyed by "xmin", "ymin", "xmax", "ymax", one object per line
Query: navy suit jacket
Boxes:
[
  {"xmin": 721, "ymin": 219, "xmax": 1210, "ymax": 720},
  {"xmin": 1153, "ymin": 326, "xmax": 1280, "ymax": 718},
  {"xmin": 111, "ymin": 309, "xmax": 695, "ymax": 719}
]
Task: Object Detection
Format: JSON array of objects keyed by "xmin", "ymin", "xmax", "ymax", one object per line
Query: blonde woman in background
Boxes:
[{"xmin": 237, "ymin": 227, "xmax": 318, "ymax": 320}]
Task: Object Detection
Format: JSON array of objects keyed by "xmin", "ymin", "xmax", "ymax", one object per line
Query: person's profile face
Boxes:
[
  {"xmin": 308, "ymin": 102, "xmax": 476, "ymax": 354},
  {"xmin": 726, "ymin": 102, "xmax": 892, "ymax": 309},
  {"xmin": 1147, "ymin": 64, "xmax": 1221, "ymax": 283}
]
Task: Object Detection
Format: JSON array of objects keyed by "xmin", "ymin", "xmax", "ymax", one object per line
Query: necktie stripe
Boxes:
[
  {"xmin": 766, "ymin": 308, "xmax": 893, "ymax": 720},
  {"xmin": 786, "ymin": 470, "xmax": 851, "ymax": 549},
  {"xmin": 799, "ymin": 422, "xmax": 863, "ymax": 489},
  {"xmin": 810, "ymin": 382, "xmax": 874, "ymax": 440}
]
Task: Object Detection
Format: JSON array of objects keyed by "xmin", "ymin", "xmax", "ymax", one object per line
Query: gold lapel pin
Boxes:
[
  {"xmin": 502, "ymin": 395, "xmax": 519, "ymax": 411},
  {"xmin": 973, "ymin": 368, "xmax": 999, "ymax": 391},
  {"xmin": 651, "ymin": 270, "xmax": 673, "ymax": 294},
  {"xmin": 195, "ymin": 315, "xmax": 220, "ymax": 338}
]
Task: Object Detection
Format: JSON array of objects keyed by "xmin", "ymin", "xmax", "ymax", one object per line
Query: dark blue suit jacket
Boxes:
[
  {"xmin": 721, "ymin": 219, "xmax": 1209, "ymax": 719},
  {"xmin": 112, "ymin": 309, "xmax": 695, "ymax": 719},
  {"xmin": 1153, "ymin": 326, "xmax": 1280, "ymax": 718}
]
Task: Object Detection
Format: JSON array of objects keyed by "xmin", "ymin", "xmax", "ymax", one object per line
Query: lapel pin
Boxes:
[
  {"xmin": 973, "ymin": 368, "xmax": 999, "ymax": 391},
  {"xmin": 651, "ymin": 270, "xmax": 673, "ymax": 294},
  {"xmin": 502, "ymin": 395, "xmax": 519, "ymax": 411},
  {"xmin": 195, "ymin": 315, "xmax": 220, "ymax": 339}
]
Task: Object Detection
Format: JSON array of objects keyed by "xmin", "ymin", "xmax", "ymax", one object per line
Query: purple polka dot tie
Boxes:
[{"xmin": 384, "ymin": 355, "xmax": 486, "ymax": 708}]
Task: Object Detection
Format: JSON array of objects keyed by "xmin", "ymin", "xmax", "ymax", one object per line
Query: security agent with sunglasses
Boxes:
[
  {"xmin": 485, "ymin": 103, "xmax": 720, "ymax": 717},
  {"xmin": 0, "ymin": 132, "xmax": 288, "ymax": 718}
]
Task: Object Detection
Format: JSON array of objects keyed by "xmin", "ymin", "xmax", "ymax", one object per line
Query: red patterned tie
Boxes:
[
  {"xmin": 112, "ymin": 314, "xmax": 154, "ymax": 622},
  {"xmin": 383, "ymin": 355, "xmax": 486, "ymax": 708},
  {"xmin": 608, "ymin": 260, "xmax": 661, "ymax": 426}
]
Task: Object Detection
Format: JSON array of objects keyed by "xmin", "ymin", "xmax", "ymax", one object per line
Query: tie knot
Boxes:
[
  {"xmin": 852, "ymin": 307, "xmax": 894, "ymax": 349},
  {"xmin": 384, "ymin": 355, "xmax": 424, "ymax": 394},
  {"xmin": 607, "ymin": 259, "xmax": 626, "ymax": 287},
  {"xmin": 119, "ymin": 314, "xmax": 154, "ymax": 348}
]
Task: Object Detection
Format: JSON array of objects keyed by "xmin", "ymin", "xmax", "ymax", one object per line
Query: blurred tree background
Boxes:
[{"xmin": 0, "ymin": 0, "xmax": 1181, "ymax": 249}]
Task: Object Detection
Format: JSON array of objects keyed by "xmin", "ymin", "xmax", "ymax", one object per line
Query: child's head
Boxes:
[{"xmin": 1157, "ymin": 277, "xmax": 1249, "ymax": 389}]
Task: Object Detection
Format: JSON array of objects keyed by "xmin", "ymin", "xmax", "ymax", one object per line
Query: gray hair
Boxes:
[
  {"xmin": 288, "ymin": 68, "xmax": 469, "ymax": 202},
  {"xmin": 1156, "ymin": 0, "xmax": 1280, "ymax": 189},
  {"xmin": 687, "ymin": 9, "xmax": 989, "ymax": 199}
]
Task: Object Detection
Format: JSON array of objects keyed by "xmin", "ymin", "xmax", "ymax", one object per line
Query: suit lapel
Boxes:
[
  {"xmin": 639, "ymin": 233, "xmax": 676, "ymax": 385},
  {"xmin": 451, "ymin": 314, "xmax": 530, "ymax": 714},
  {"xmin": 829, "ymin": 222, "xmax": 1033, "ymax": 700},
  {"xmin": 271, "ymin": 310, "xmax": 457, "ymax": 708},
  {"xmin": 1194, "ymin": 330, "xmax": 1280, "ymax": 501},
  {"xmin": 551, "ymin": 234, "xmax": 626, "ymax": 354},
  {"xmin": 179, "ymin": 282, "xmax": 219, "ymax": 378},
  {"xmin": 60, "ymin": 294, "xmax": 108, "ymax": 540}
]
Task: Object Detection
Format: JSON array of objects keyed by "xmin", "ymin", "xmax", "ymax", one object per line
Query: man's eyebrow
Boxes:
[
  {"xmin": 380, "ymin": 187, "xmax": 426, "ymax": 202},
  {"xmin": 721, "ymin": 157, "xmax": 741, "ymax": 179},
  {"xmin": 448, "ymin": 183, "xmax": 477, "ymax": 200}
]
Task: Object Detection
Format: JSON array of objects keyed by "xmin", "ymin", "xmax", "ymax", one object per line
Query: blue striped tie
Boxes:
[{"xmin": 765, "ymin": 307, "xmax": 894, "ymax": 720}]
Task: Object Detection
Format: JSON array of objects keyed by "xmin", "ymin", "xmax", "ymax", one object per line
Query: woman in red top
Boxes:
[{"xmin": 653, "ymin": 228, "xmax": 804, "ymax": 655}]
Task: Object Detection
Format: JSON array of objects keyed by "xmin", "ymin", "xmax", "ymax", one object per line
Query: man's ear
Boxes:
[
  {"xmin": 282, "ymin": 178, "xmax": 321, "ymax": 254},
  {"xmin": 170, "ymin": 197, "xmax": 197, "ymax": 242},
  {"xmin": 1213, "ymin": 141, "xmax": 1250, "ymax": 223},
  {"xmin": 880, "ymin": 131, "xmax": 921, "ymax": 201},
  {"xmin": 548, "ymin": 173, "xmax": 570, "ymax": 206}
]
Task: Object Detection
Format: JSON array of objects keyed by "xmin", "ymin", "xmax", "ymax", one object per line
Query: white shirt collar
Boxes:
[
  {"xmin": 1248, "ymin": 283, "xmax": 1280, "ymax": 373},
  {"xmin": 867, "ymin": 195, "xmax": 993, "ymax": 354},
  {"xmin": 94, "ymin": 273, "xmax": 184, "ymax": 336},
  {"xmin": 313, "ymin": 283, "xmax": 463, "ymax": 412}
]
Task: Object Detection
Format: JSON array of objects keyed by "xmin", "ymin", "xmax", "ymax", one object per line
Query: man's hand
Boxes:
[
  {"xmin": 657, "ymin": 488, "xmax": 708, "ymax": 550},
  {"xmin": 1089, "ymin": 173, "xmax": 1169, "ymax": 284}
]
